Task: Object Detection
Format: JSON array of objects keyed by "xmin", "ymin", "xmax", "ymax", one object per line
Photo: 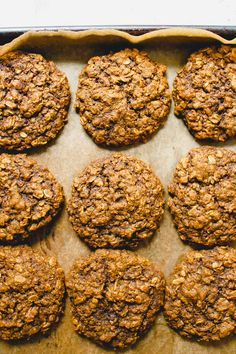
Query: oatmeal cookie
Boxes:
[
  {"xmin": 0, "ymin": 245, "xmax": 65, "ymax": 340},
  {"xmin": 76, "ymin": 48, "xmax": 171, "ymax": 146},
  {"xmin": 173, "ymin": 45, "xmax": 236, "ymax": 141},
  {"xmin": 168, "ymin": 146, "xmax": 236, "ymax": 247},
  {"xmin": 0, "ymin": 51, "xmax": 70, "ymax": 151},
  {"xmin": 164, "ymin": 247, "xmax": 236, "ymax": 341},
  {"xmin": 0, "ymin": 153, "xmax": 64, "ymax": 243},
  {"xmin": 67, "ymin": 249, "xmax": 165, "ymax": 349},
  {"xmin": 67, "ymin": 153, "xmax": 165, "ymax": 249}
]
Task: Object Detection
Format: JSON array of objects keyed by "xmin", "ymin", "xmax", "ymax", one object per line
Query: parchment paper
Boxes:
[{"xmin": 0, "ymin": 29, "xmax": 235, "ymax": 354}]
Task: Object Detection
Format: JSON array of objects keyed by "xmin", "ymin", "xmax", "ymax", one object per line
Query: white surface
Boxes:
[{"xmin": 0, "ymin": 0, "xmax": 235, "ymax": 28}]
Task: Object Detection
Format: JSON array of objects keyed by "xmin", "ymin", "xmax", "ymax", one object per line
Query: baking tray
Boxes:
[{"xmin": 0, "ymin": 26, "xmax": 235, "ymax": 354}]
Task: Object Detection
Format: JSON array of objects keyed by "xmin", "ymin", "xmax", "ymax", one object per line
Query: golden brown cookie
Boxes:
[
  {"xmin": 0, "ymin": 153, "xmax": 64, "ymax": 243},
  {"xmin": 67, "ymin": 153, "xmax": 165, "ymax": 249},
  {"xmin": 0, "ymin": 51, "xmax": 70, "ymax": 151},
  {"xmin": 76, "ymin": 48, "xmax": 171, "ymax": 146},
  {"xmin": 0, "ymin": 246, "xmax": 65, "ymax": 340},
  {"xmin": 164, "ymin": 247, "xmax": 236, "ymax": 341},
  {"xmin": 168, "ymin": 146, "xmax": 236, "ymax": 247},
  {"xmin": 173, "ymin": 46, "xmax": 236, "ymax": 141},
  {"xmin": 67, "ymin": 249, "xmax": 165, "ymax": 349}
]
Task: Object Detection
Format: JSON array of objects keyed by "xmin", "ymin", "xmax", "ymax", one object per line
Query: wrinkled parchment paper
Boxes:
[{"xmin": 0, "ymin": 28, "xmax": 235, "ymax": 354}]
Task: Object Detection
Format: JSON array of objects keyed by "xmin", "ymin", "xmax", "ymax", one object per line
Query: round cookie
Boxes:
[
  {"xmin": 173, "ymin": 45, "xmax": 236, "ymax": 142},
  {"xmin": 168, "ymin": 146, "xmax": 236, "ymax": 247},
  {"xmin": 164, "ymin": 247, "xmax": 236, "ymax": 341},
  {"xmin": 67, "ymin": 153, "xmax": 165, "ymax": 249},
  {"xmin": 75, "ymin": 48, "xmax": 171, "ymax": 146},
  {"xmin": 0, "ymin": 153, "xmax": 64, "ymax": 243},
  {"xmin": 0, "ymin": 51, "xmax": 70, "ymax": 151},
  {"xmin": 0, "ymin": 245, "xmax": 65, "ymax": 340},
  {"xmin": 67, "ymin": 249, "xmax": 165, "ymax": 349}
]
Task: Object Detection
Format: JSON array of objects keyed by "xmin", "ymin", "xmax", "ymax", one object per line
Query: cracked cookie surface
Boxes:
[
  {"xmin": 67, "ymin": 153, "xmax": 165, "ymax": 249},
  {"xmin": 173, "ymin": 46, "xmax": 236, "ymax": 141},
  {"xmin": 168, "ymin": 146, "xmax": 236, "ymax": 247},
  {"xmin": 76, "ymin": 48, "xmax": 171, "ymax": 146},
  {"xmin": 67, "ymin": 249, "xmax": 165, "ymax": 349},
  {"xmin": 0, "ymin": 153, "xmax": 64, "ymax": 243},
  {"xmin": 164, "ymin": 247, "xmax": 236, "ymax": 341},
  {"xmin": 0, "ymin": 246, "xmax": 65, "ymax": 340},
  {"xmin": 0, "ymin": 51, "xmax": 70, "ymax": 151}
]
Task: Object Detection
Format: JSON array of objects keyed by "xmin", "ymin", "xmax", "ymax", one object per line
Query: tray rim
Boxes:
[
  {"xmin": 0, "ymin": 25, "xmax": 235, "ymax": 43},
  {"xmin": 0, "ymin": 24, "xmax": 235, "ymax": 32}
]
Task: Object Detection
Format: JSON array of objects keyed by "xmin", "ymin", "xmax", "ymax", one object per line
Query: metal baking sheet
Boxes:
[{"xmin": 0, "ymin": 27, "xmax": 235, "ymax": 354}]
